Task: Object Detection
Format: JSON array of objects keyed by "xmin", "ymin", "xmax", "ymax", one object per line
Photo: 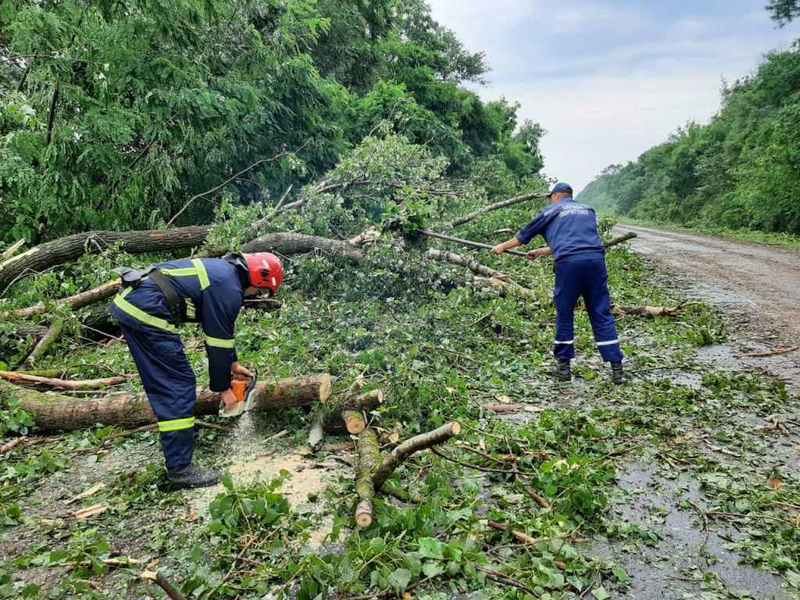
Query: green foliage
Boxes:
[
  {"xmin": 0, "ymin": 390, "xmax": 33, "ymax": 438},
  {"xmin": 769, "ymin": 0, "xmax": 800, "ymax": 24},
  {"xmin": 0, "ymin": 0, "xmax": 543, "ymax": 243},
  {"xmin": 579, "ymin": 44, "xmax": 800, "ymax": 235}
]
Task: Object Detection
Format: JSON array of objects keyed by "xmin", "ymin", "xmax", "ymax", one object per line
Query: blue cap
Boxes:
[{"xmin": 548, "ymin": 182, "xmax": 573, "ymax": 197}]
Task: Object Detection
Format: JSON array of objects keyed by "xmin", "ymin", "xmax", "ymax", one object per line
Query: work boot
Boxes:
[
  {"xmin": 611, "ymin": 362, "xmax": 624, "ymax": 385},
  {"xmin": 554, "ymin": 359, "xmax": 572, "ymax": 381},
  {"xmin": 165, "ymin": 464, "xmax": 220, "ymax": 491}
]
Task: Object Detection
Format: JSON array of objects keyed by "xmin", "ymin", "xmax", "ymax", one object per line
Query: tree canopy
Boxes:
[
  {"xmin": 0, "ymin": 0, "xmax": 543, "ymax": 244},
  {"xmin": 578, "ymin": 43, "xmax": 800, "ymax": 235}
]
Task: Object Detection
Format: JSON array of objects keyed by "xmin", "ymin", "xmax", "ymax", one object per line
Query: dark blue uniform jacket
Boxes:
[
  {"xmin": 516, "ymin": 198, "xmax": 604, "ymax": 262},
  {"xmin": 112, "ymin": 258, "xmax": 243, "ymax": 392}
]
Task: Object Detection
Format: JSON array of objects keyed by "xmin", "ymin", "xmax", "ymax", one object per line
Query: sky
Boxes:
[{"xmin": 427, "ymin": 0, "xmax": 799, "ymax": 192}]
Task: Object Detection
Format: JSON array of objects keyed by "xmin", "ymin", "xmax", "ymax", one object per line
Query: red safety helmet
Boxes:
[{"xmin": 243, "ymin": 252, "xmax": 284, "ymax": 295}]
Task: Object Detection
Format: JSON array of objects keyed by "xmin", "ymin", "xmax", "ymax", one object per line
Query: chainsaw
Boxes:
[{"xmin": 219, "ymin": 370, "xmax": 258, "ymax": 418}]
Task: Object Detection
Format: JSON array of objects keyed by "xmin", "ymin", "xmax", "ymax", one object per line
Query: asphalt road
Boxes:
[{"xmin": 616, "ymin": 224, "xmax": 800, "ymax": 340}]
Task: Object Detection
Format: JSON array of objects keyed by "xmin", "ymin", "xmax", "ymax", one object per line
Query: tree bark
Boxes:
[
  {"xmin": 426, "ymin": 249, "xmax": 509, "ymax": 280},
  {"xmin": 419, "ymin": 230, "xmax": 529, "ymax": 257},
  {"xmin": 0, "ymin": 226, "xmax": 211, "ymax": 291},
  {"xmin": 9, "ymin": 280, "xmax": 120, "ymax": 320},
  {"xmin": 355, "ymin": 428, "xmax": 380, "ymax": 528},
  {"xmin": 1, "ymin": 374, "xmax": 332, "ymax": 432},
  {"xmin": 447, "ymin": 192, "xmax": 545, "ymax": 229},
  {"xmin": 468, "ymin": 275, "xmax": 539, "ymax": 303},
  {"xmin": 242, "ymin": 233, "xmax": 364, "ymax": 263},
  {"xmin": 0, "ymin": 371, "xmax": 127, "ymax": 391},
  {"xmin": 372, "ymin": 422, "xmax": 461, "ymax": 491},
  {"xmin": 22, "ymin": 318, "xmax": 64, "ymax": 368}
]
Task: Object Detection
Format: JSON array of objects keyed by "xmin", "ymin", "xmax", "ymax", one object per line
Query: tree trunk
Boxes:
[
  {"xmin": 447, "ymin": 192, "xmax": 544, "ymax": 229},
  {"xmin": 355, "ymin": 428, "xmax": 380, "ymax": 528},
  {"xmin": 242, "ymin": 233, "xmax": 364, "ymax": 263},
  {"xmin": 1, "ymin": 374, "xmax": 332, "ymax": 432},
  {"xmin": 0, "ymin": 226, "xmax": 211, "ymax": 291},
  {"xmin": 372, "ymin": 422, "xmax": 461, "ymax": 491}
]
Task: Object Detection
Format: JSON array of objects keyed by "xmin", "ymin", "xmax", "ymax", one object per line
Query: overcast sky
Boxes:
[{"xmin": 427, "ymin": 1, "xmax": 799, "ymax": 191}]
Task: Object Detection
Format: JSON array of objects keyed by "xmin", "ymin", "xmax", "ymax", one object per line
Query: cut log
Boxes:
[
  {"xmin": 355, "ymin": 428, "xmax": 380, "ymax": 528},
  {"xmin": 342, "ymin": 410, "xmax": 367, "ymax": 435},
  {"xmin": 0, "ymin": 226, "xmax": 211, "ymax": 291},
  {"xmin": 22, "ymin": 318, "xmax": 64, "ymax": 369},
  {"xmin": 242, "ymin": 233, "xmax": 363, "ymax": 263},
  {"xmin": 341, "ymin": 389, "xmax": 383, "ymax": 434},
  {"xmin": 372, "ymin": 422, "xmax": 461, "ymax": 491},
  {"xmin": 426, "ymin": 249, "xmax": 509, "ymax": 280},
  {"xmin": 1, "ymin": 374, "xmax": 332, "ymax": 432},
  {"xmin": 447, "ymin": 192, "xmax": 545, "ymax": 229},
  {"xmin": 323, "ymin": 389, "xmax": 384, "ymax": 434},
  {"xmin": 0, "ymin": 371, "xmax": 128, "ymax": 391}
]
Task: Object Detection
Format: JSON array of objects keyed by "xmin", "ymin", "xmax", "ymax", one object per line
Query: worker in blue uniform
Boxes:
[
  {"xmin": 110, "ymin": 252, "xmax": 285, "ymax": 490},
  {"xmin": 493, "ymin": 183, "xmax": 624, "ymax": 384}
]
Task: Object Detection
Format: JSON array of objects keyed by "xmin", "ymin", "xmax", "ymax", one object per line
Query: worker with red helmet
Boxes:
[{"xmin": 110, "ymin": 252, "xmax": 284, "ymax": 490}]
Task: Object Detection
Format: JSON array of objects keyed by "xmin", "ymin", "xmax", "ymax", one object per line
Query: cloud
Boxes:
[{"xmin": 426, "ymin": 0, "xmax": 800, "ymax": 190}]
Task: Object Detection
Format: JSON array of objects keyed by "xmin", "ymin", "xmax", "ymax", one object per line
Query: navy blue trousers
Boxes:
[
  {"xmin": 112, "ymin": 308, "xmax": 197, "ymax": 471},
  {"xmin": 553, "ymin": 255, "xmax": 623, "ymax": 363}
]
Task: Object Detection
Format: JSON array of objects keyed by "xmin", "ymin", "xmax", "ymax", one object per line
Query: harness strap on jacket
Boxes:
[{"xmin": 148, "ymin": 270, "xmax": 187, "ymax": 325}]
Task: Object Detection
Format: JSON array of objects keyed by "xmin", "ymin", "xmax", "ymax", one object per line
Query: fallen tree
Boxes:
[
  {"xmin": 3, "ymin": 232, "xmax": 360, "ymax": 324},
  {"xmin": 242, "ymin": 232, "xmax": 363, "ymax": 262},
  {"xmin": 0, "ymin": 226, "xmax": 211, "ymax": 292},
  {"xmin": 0, "ymin": 374, "xmax": 332, "ymax": 432}
]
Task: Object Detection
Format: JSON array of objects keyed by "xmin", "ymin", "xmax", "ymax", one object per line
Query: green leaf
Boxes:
[
  {"xmin": 612, "ymin": 565, "xmax": 631, "ymax": 585},
  {"xmin": 388, "ymin": 568, "xmax": 411, "ymax": 593},
  {"xmin": 422, "ymin": 562, "xmax": 445, "ymax": 577},
  {"xmin": 593, "ymin": 586, "xmax": 610, "ymax": 600},
  {"xmin": 417, "ymin": 537, "xmax": 445, "ymax": 560}
]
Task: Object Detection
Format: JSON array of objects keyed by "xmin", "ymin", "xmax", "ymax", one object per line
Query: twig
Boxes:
[
  {"xmin": 487, "ymin": 521, "xmax": 539, "ymax": 545},
  {"xmin": 142, "ymin": 571, "xmax": 186, "ymax": 600},
  {"xmin": 0, "ymin": 437, "xmax": 27, "ymax": 454},
  {"xmin": 477, "ymin": 566, "xmax": 536, "ymax": 595},
  {"xmin": 739, "ymin": 346, "xmax": 799, "ymax": 358}
]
